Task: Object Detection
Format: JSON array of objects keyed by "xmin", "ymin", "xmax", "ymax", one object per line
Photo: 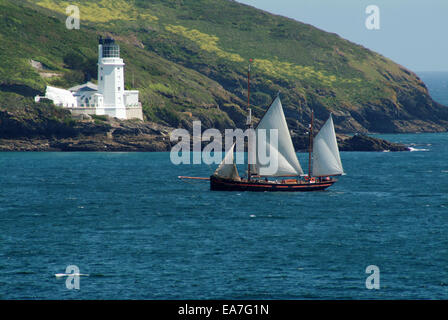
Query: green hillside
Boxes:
[{"xmin": 1, "ymin": 0, "xmax": 447, "ymax": 134}]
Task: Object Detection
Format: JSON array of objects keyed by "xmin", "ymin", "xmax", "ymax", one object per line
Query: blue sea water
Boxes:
[
  {"xmin": 0, "ymin": 132, "xmax": 447, "ymax": 300},
  {"xmin": 1, "ymin": 73, "xmax": 448, "ymax": 300}
]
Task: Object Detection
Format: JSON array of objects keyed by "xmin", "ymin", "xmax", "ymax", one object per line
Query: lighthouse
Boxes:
[
  {"xmin": 97, "ymin": 37, "xmax": 126, "ymax": 118},
  {"xmin": 35, "ymin": 36, "xmax": 142, "ymax": 120}
]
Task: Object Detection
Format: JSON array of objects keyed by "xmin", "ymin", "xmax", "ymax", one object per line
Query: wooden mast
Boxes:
[
  {"xmin": 308, "ymin": 109, "xmax": 314, "ymax": 179},
  {"xmin": 247, "ymin": 61, "xmax": 251, "ymax": 114},
  {"xmin": 247, "ymin": 59, "xmax": 252, "ymax": 181}
]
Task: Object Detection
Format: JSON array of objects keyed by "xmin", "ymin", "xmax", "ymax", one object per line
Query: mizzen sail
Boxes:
[
  {"xmin": 255, "ymin": 96, "xmax": 304, "ymax": 176},
  {"xmin": 312, "ymin": 114, "xmax": 344, "ymax": 177},
  {"xmin": 214, "ymin": 143, "xmax": 241, "ymax": 180}
]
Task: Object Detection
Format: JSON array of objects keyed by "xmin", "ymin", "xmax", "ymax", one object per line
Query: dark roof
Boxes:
[
  {"xmin": 99, "ymin": 36, "xmax": 115, "ymax": 45},
  {"xmin": 68, "ymin": 82, "xmax": 98, "ymax": 92}
]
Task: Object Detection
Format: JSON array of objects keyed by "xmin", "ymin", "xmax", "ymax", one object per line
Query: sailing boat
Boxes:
[
  {"xmin": 209, "ymin": 95, "xmax": 344, "ymax": 191},
  {"xmin": 179, "ymin": 62, "xmax": 345, "ymax": 191}
]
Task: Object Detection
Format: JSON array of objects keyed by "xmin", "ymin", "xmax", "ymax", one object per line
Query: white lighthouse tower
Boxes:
[
  {"xmin": 35, "ymin": 36, "xmax": 143, "ymax": 120},
  {"xmin": 97, "ymin": 37, "xmax": 126, "ymax": 119}
]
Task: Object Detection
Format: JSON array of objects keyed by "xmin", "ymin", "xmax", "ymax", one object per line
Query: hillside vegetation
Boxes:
[{"xmin": 1, "ymin": 0, "xmax": 447, "ymax": 134}]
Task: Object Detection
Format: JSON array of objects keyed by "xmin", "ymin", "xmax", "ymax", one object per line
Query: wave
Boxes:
[
  {"xmin": 409, "ymin": 147, "xmax": 429, "ymax": 152},
  {"xmin": 55, "ymin": 273, "xmax": 89, "ymax": 277}
]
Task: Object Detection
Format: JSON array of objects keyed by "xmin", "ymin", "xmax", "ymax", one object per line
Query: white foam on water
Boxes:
[
  {"xmin": 409, "ymin": 147, "xmax": 429, "ymax": 152},
  {"xmin": 54, "ymin": 274, "xmax": 66, "ymax": 278},
  {"xmin": 54, "ymin": 273, "xmax": 89, "ymax": 277}
]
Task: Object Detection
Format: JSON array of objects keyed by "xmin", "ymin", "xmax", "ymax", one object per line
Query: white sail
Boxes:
[
  {"xmin": 255, "ymin": 96, "xmax": 304, "ymax": 176},
  {"xmin": 312, "ymin": 114, "xmax": 344, "ymax": 177},
  {"xmin": 214, "ymin": 143, "xmax": 241, "ymax": 180}
]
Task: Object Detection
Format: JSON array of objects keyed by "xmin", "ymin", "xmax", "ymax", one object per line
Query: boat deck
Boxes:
[{"xmin": 210, "ymin": 176, "xmax": 336, "ymax": 192}]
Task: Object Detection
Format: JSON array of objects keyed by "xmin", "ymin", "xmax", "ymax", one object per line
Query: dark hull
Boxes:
[{"xmin": 210, "ymin": 176, "xmax": 335, "ymax": 192}]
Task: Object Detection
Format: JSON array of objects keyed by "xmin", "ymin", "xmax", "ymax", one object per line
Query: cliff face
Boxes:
[
  {"xmin": 0, "ymin": 0, "xmax": 447, "ymax": 147},
  {"xmin": 0, "ymin": 101, "xmax": 172, "ymax": 151}
]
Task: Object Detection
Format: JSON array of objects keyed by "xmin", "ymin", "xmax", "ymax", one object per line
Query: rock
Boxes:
[
  {"xmin": 292, "ymin": 133, "xmax": 409, "ymax": 152},
  {"xmin": 338, "ymin": 134, "xmax": 410, "ymax": 152},
  {"xmin": 0, "ymin": 103, "xmax": 409, "ymax": 152},
  {"xmin": 71, "ymin": 113, "xmax": 93, "ymax": 121}
]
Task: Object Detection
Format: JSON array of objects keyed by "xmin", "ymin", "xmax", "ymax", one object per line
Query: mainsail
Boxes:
[
  {"xmin": 214, "ymin": 143, "xmax": 241, "ymax": 181},
  {"xmin": 312, "ymin": 114, "xmax": 344, "ymax": 177},
  {"xmin": 254, "ymin": 96, "xmax": 304, "ymax": 176}
]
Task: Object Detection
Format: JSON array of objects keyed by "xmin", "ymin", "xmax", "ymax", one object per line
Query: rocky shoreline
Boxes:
[
  {"xmin": 0, "ymin": 118, "xmax": 173, "ymax": 152},
  {"xmin": 0, "ymin": 117, "xmax": 410, "ymax": 152}
]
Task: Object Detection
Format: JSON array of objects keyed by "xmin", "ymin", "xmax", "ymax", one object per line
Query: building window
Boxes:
[
  {"xmin": 102, "ymin": 44, "xmax": 120, "ymax": 58},
  {"xmin": 118, "ymin": 87, "xmax": 120, "ymax": 91}
]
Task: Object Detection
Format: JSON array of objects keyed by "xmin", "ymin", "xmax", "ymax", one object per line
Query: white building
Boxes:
[{"xmin": 35, "ymin": 37, "xmax": 143, "ymax": 120}]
